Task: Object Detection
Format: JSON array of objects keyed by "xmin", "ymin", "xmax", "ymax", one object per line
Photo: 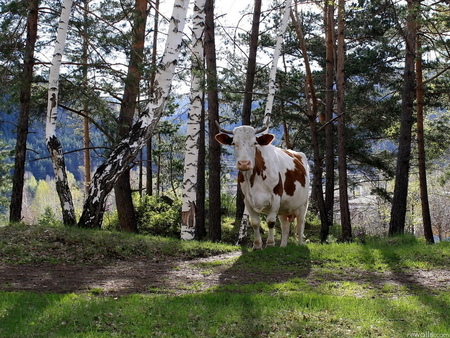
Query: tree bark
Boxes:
[
  {"xmin": 196, "ymin": 94, "xmax": 207, "ymax": 239},
  {"xmin": 336, "ymin": 0, "xmax": 351, "ymax": 242},
  {"xmin": 262, "ymin": 0, "xmax": 292, "ymax": 127},
  {"xmin": 181, "ymin": 0, "xmax": 206, "ymax": 240},
  {"xmin": 205, "ymin": 0, "xmax": 221, "ymax": 242},
  {"xmin": 416, "ymin": 34, "xmax": 434, "ymax": 244},
  {"xmin": 389, "ymin": 0, "xmax": 417, "ymax": 236},
  {"xmin": 146, "ymin": 0, "xmax": 160, "ymax": 196},
  {"xmin": 324, "ymin": 1, "xmax": 335, "ymax": 242},
  {"xmin": 78, "ymin": 0, "xmax": 189, "ymax": 228},
  {"xmin": 45, "ymin": 0, "xmax": 77, "ymax": 226},
  {"xmin": 114, "ymin": 0, "xmax": 148, "ymax": 233},
  {"xmin": 9, "ymin": 0, "xmax": 39, "ymax": 223},
  {"xmin": 82, "ymin": 0, "xmax": 91, "ymax": 198},
  {"xmin": 235, "ymin": 0, "xmax": 262, "ymax": 239}
]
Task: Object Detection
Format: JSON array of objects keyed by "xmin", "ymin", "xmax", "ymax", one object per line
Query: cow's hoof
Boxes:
[{"xmin": 266, "ymin": 242, "xmax": 275, "ymax": 248}]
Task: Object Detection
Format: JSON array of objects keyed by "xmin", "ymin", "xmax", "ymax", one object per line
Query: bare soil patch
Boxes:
[{"xmin": 1, "ymin": 251, "xmax": 449, "ymax": 296}]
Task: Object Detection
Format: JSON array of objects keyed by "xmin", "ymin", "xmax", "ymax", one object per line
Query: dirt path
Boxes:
[{"xmin": 1, "ymin": 251, "xmax": 449, "ymax": 295}]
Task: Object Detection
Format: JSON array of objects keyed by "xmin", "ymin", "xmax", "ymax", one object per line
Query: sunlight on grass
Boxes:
[
  {"xmin": 1, "ymin": 289, "xmax": 449, "ymax": 337},
  {"xmin": 1, "ymin": 225, "xmax": 450, "ymax": 337}
]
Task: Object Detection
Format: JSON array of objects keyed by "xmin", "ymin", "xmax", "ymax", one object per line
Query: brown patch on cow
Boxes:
[
  {"xmin": 283, "ymin": 152, "xmax": 307, "ymax": 196},
  {"xmin": 273, "ymin": 173, "xmax": 283, "ymax": 197},
  {"xmin": 238, "ymin": 172, "xmax": 245, "ymax": 199},
  {"xmin": 250, "ymin": 148, "xmax": 266, "ymax": 187}
]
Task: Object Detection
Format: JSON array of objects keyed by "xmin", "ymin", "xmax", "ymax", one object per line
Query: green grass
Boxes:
[
  {"xmin": 1, "ymin": 224, "xmax": 450, "ymax": 337},
  {"xmin": 1, "ymin": 289, "xmax": 449, "ymax": 337},
  {"xmin": 0, "ymin": 223, "xmax": 238, "ymax": 264}
]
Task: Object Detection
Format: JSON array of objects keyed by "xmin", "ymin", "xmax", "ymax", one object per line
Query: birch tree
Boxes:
[
  {"xmin": 46, "ymin": 0, "xmax": 76, "ymax": 226},
  {"xmin": 262, "ymin": 0, "xmax": 292, "ymax": 127},
  {"xmin": 78, "ymin": 0, "xmax": 189, "ymax": 228},
  {"xmin": 180, "ymin": 0, "xmax": 205, "ymax": 240}
]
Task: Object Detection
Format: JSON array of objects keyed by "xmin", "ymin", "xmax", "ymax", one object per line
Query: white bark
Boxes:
[
  {"xmin": 262, "ymin": 0, "xmax": 292, "ymax": 129},
  {"xmin": 79, "ymin": 0, "xmax": 190, "ymax": 228},
  {"xmin": 46, "ymin": 0, "xmax": 76, "ymax": 225},
  {"xmin": 181, "ymin": 0, "xmax": 206, "ymax": 240}
]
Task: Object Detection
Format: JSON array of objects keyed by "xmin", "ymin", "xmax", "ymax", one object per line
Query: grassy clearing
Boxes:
[
  {"xmin": 1, "ymin": 224, "xmax": 450, "ymax": 337},
  {"xmin": 0, "ymin": 223, "xmax": 238, "ymax": 264},
  {"xmin": 1, "ymin": 288, "xmax": 449, "ymax": 337}
]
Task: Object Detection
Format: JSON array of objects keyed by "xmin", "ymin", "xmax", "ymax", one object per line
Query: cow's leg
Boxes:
[
  {"xmin": 296, "ymin": 204, "xmax": 308, "ymax": 245},
  {"xmin": 279, "ymin": 215, "xmax": 291, "ymax": 247},
  {"xmin": 265, "ymin": 211, "xmax": 278, "ymax": 247},
  {"xmin": 247, "ymin": 209, "xmax": 263, "ymax": 250}
]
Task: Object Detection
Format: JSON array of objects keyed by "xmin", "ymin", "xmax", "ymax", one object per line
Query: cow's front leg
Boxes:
[
  {"xmin": 248, "ymin": 210, "xmax": 263, "ymax": 250},
  {"xmin": 265, "ymin": 212, "xmax": 277, "ymax": 247}
]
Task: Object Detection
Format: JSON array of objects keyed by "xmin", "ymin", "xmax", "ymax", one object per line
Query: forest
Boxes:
[{"xmin": 1, "ymin": 0, "xmax": 450, "ymax": 245}]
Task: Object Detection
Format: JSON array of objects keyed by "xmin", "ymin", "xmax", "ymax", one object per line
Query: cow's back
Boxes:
[{"xmin": 239, "ymin": 145, "xmax": 309, "ymax": 216}]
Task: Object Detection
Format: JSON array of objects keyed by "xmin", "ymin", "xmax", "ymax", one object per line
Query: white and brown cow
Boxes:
[{"xmin": 215, "ymin": 122, "xmax": 310, "ymax": 249}]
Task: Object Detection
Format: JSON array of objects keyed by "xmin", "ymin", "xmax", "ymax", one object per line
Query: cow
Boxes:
[{"xmin": 215, "ymin": 121, "xmax": 310, "ymax": 249}]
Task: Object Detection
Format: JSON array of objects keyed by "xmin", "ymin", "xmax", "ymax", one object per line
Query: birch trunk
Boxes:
[
  {"xmin": 181, "ymin": 0, "xmax": 206, "ymax": 240},
  {"xmin": 262, "ymin": 0, "xmax": 292, "ymax": 128},
  {"xmin": 78, "ymin": 0, "xmax": 189, "ymax": 228},
  {"xmin": 46, "ymin": 0, "xmax": 76, "ymax": 226}
]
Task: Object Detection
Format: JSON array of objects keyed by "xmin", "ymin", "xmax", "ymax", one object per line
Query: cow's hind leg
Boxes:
[
  {"xmin": 279, "ymin": 215, "xmax": 291, "ymax": 247},
  {"xmin": 296, "ymin": 204, "xmax": 308, "ymax": 245}
]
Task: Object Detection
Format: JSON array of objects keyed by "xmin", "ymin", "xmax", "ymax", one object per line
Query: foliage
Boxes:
[
  {"xmin": 37, "ymin": 207, "xmax": 63, "ymax": 228},
  {"xmin": 0, "ymin": 136, "xmax": 12, "ymax": 222},
  {"xmin": 136, "ymin": 195, "xmax": 183, "ymax": 238}
]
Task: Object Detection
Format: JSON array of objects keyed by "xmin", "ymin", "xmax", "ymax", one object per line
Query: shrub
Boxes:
[
  {"xmin": 38, "ymin": 207, "xmax": 63, "ymax": 227},
  {"xmin": 136, "ymin": 195, "xmax": 182, "ymax": 238}
]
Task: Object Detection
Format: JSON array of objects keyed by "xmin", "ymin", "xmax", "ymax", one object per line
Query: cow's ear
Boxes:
[
  {"xmin": 215, "ymin": 133, "xmax": 233, "ymax": 145},
  {"xmin": 256, "ymin": 133, "xmax": 275, "ymax": 146}
]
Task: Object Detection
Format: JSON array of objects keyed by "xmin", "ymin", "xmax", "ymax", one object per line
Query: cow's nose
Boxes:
[{"xmin": 237, "ymin": 160, "xmax": 251, "ymax": 171}]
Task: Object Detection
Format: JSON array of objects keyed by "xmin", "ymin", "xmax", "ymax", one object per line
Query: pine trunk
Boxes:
[
  {"xmin": 196, "ymin": 95, "xmax": 207, "ymax": 239},
  {"xmin": 9, "ymin": 0, "xmax": 39, "ymax": 223},
  {"xmin": 205, "ymin": 0, "xmax": 221, "ymax": 242},
  {"xmin": 46, "ymin": 0, "xmax": 76, "ymax": 226},
  {"xmin": 78, "ymin": 0, "xmax": 189, "ymax": 228},
  {"xmin": 181, "ymin": 0, "xmax": 206, "ymax": 240},
  {"xmin": 336, "ymin": 0, "xmax": 351, "ymax": 242},
  {"xmin": 416, "ymin": 34, "xmax": 434, "ymax": 244},
  {"xmin": 114, "ymin": 0, "xmax": 148, "ymax": 233},
  {"xmin": 389, "ymin": 0, "xmax": 417, "ymax": 236},
  {"xmin": 235, "ymin": 0, "xmax": 262, "ymax": 239},
  {"xmin": 324, "ymin": 2, "xmax": 335, "ymax": 241}
]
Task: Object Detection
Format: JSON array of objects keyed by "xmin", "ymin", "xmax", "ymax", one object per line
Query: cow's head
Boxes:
[{"xmin": 215, "ymin": 121, "xmax": 275, "ymax": 171}]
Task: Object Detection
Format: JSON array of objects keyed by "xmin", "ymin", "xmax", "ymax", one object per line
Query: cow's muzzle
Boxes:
[{"xmin": 237, "ymin": 160, "xmax": 252, "ymax": 171}]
